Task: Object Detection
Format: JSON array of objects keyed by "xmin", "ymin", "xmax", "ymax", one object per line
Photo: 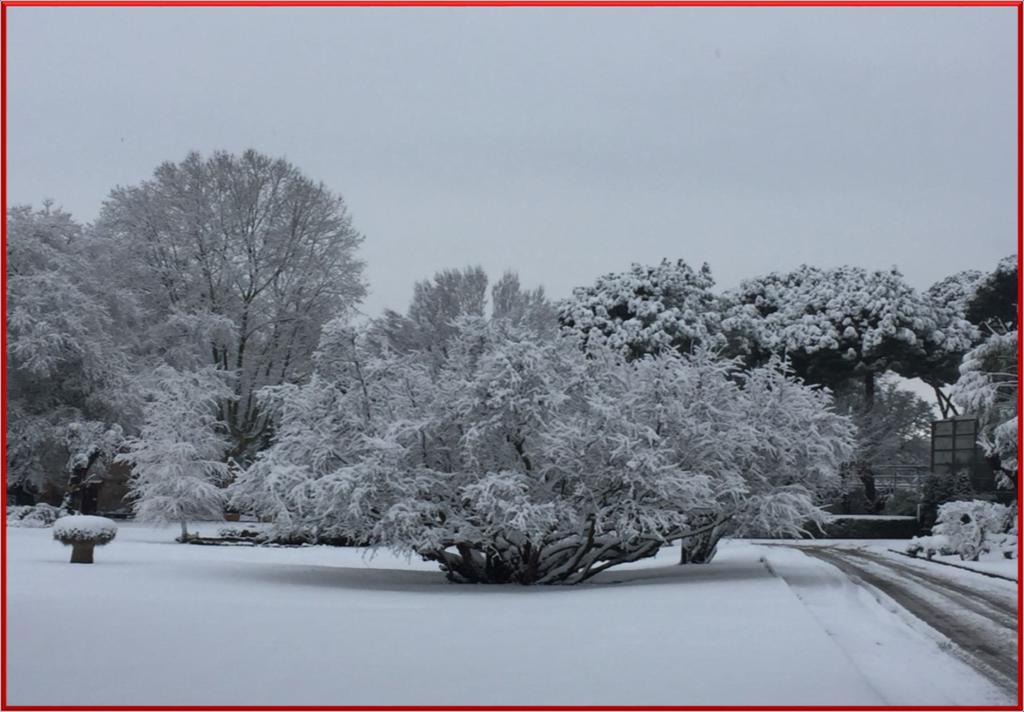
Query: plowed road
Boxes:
[{"xmin": 797, "ymin": 546, "xmax": 1018, "ymax": 696}]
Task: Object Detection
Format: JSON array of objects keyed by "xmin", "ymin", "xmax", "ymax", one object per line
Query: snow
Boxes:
[
  {"xmin": 5, "ymin": 524, "xmax": 1012, "ymax": 706},
  {"xmin": 776, "ymin": 537, "xmax": 1018, "ymax": 585},
  {"xmin": 51, "ymin": 515, "xmax": 118, "ymax": 543},
  {"xmin": 759, "ymin": 545, "xmax": 1010, "ymax": 706},
  {"xmin": 902, "ymin": 548, "xmax": 1018, "ymax": 581}
]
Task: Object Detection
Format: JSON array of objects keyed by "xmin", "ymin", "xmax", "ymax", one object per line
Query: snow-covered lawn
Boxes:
[{"xmin": 5, "ymin": 524, "xmax": 1013, "ymax": 706}]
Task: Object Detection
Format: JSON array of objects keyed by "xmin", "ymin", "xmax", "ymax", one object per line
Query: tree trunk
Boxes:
[
  {"xmin": 858, "ymin": 462, "xmax": 884, "ymax": 513},
  {"xmin": 60, "ymin": 448, "xmax": 101, "ymax": 514},
  {"xmin": 179, "ymin": 519, "xmax": 190, "ymax": 542},
  {"xmin": 679, "ymin": 527, "xmax": 721, "ymax": 564},
  {"xmin": 864, "ymin": 371, "xmax": 876, "ymax": 412},
  {"xmin": 70, "ymin": 542, "xmax": 95, "ymax": 564},
  {"xmin": 932, "ymin": 385, "xmax": 958, "ymax": 419}
]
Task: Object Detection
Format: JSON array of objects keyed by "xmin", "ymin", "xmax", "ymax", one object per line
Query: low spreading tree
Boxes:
[
  {"xmin": 119, "ymin": 366, "xmax": 234, "ymax": 541},
  {"xmin": 235, "ymin": 316, "xmax": 854, "ymax": 583}
]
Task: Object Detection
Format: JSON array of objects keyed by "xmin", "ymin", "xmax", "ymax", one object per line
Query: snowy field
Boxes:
[{"xmin": 5, "ymin": 523, "xmax": 1015, "ymax": 707}]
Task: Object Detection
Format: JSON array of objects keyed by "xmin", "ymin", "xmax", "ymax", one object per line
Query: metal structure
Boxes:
[
  {"xmin": 930, "ymin": 416, "xmax": 997, "ymax": 492},
  {"xmin": 872, "ymin": 465, "xmax": 929, "ymax": 496}
]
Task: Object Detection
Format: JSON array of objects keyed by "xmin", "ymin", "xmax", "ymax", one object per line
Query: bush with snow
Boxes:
[
  {"xmin": 233, "ymin": 317, "xmax": 854, "ymax": 584},
  {"xmin": 931, "ymin": 500, "xmax": 1014, "ymax": 562},
  {"xmin": 905, "ymin": 535, "xmax": 952, "ymax": 560},
  {"xmin": 6, "ymin": 503, "xmax": 62, "ymax": 528},
  {"xmin": 52, "ymin": 515, "xmax": 118, "ymax": 564}
]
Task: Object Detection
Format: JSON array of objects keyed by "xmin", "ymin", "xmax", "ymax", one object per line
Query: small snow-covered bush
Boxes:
[
  {"xmin": 6, "ymin": 503, "xmax": 62, "ymax": 528},
  {"xmin": 905, "ymin": 534, "xmax": 952, "ymax": 560},
  {"xmin": 53, "ymin": 515, "xmax": 117, "ymax": 564},
  {"xmin": 932, "ymin": 500, "xmax": 1013, "ymax": 561}
]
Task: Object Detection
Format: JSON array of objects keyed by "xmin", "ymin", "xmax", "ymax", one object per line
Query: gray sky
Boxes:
[{"xmin": 7, "ymin": 6, "xmax": 1018, "ymax": 318}]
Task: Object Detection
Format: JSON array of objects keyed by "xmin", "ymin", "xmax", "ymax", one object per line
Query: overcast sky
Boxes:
[{"xmin": 6, "ymin": 6, "xmax": 1018, "ymax": 318}]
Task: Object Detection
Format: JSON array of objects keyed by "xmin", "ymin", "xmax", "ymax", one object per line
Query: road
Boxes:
[{"xmin": 795, "ymin": 545, "xmax": 1018, "ymax": 697}]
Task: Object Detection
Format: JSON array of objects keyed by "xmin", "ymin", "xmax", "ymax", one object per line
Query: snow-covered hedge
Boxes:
[
  {"xmin": 6, "ymin": 504, "xmax": 62, "ymax": 528},
  {"xmin": 818, "ymin": 515, "xmax": 921, "ymax": 540},
  {"xmin": 928, "ymin": 500, "xmax": 1014, "ymax": 561},
  {"xmin": 52, "ymin": 515, "xmax": 118, "ymax": 545}
]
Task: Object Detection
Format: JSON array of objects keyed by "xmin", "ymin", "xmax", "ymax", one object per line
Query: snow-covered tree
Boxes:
[
  {"xmin": 964, "ymin": 255, "xmax": 1017, "ymax": 332},
  {"xmin": 952, "ymin": 328, "xmax": 1018, "ymax": 489},
  {"xmin": 238, "ymin": 315, "xmax": 853, "ymax": 583},
  {"xmin": 725, "ymin": 265, "xmax": 974, "ymax": 408},
  {"xmin": 559, "ymin": 259, "xmax": 727, "ymax": 359},
  {"xmin": 832, "ymin": 379, "xmax": 934, "ymax": 513},
  {"xmin": 228, "ymin": 321, "xmax": 391, "ymax": 543},
  {"xmin": 927, "ymin": 269, "xmax": 986, "ymax": 318},
  {"xmin": 490, "ymin": 271, "xmax": 559, "ymax": 336},
  {"xmin": 370, "ymin": 266, "xmax": 557, "ymax": 357},
  {"xmin": 118, "ymin": 367, "xmax": 233, "ymax": 540},
  {"xmin": 95, "ymin": 150, "xmax": 366, "ymax": 463},
  {"xmin": 923, "ymin": 255, "xmax": 1016, "ymax": 416},
  {"xmin": 5, "ymin": 203, "xmax": 135, "ymax": 500}
]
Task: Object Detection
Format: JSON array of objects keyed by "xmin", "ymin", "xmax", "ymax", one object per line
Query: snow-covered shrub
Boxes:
[
  {"xmin": 53, "ymin": 515, "xmax": 118, "ymax": 564},
  {"xmin": 817, "ymin": 515, "xmax": 920, "ymax": 540},
  {"xmin": 905, "ymin": 534, "xmax": 952, "ymax": 560},
  {"xmin": 118, "ymin": 366, "xmax": 233, "ymax": 542},
  {"xmin": 217, "ymin": 525, "xmax": 265, "ymax": 540},
  {"xmin": 932, "ymin": 500, "xmax": 1014, "ymax": 561},
  {"xmin": 235, "ymin": 317, "xmax": 854, "ymax": 584},
  {"xmin": 6, "ymin": 503, "xmax": 62, "ymax": 528}
]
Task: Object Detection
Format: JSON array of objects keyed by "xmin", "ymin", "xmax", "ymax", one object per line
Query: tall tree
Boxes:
[
  {"xmin": 832, "ymin": 379, "xmax": 934, "ymax": 512},
  {"xmin": 964, "ymin": 255, "xmax": 1017, "ymax": 332},
  {"xmin": 923, "ymin": 255, "xmax": 1016, "ymax": 416},
  {"xmin": 95, "ymin": 150, "xmax": 366, "ymax": 462},
  {"xmin": 369, "ymin": 266, "xmax": 557, "ymax": 357},
  {"xmin": 725, "ymin": 265, "xmax": 974, "ymax": 409}
]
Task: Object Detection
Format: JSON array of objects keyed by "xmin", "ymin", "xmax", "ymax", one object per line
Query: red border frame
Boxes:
[{"xmin": 0, "ymin": 2, "xmax": 1021, "ymax": 711}]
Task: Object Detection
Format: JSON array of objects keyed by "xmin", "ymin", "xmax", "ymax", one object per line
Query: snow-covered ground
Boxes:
[
  {"xmin": 917, "ymin": 550, "xmax": 1019, "ymax": 580},
  {"xmin": 5, "ymin": 523, "xmax": 1015, "ymax": 706},
  {"xmin": 778, "ymin": 537, "xmax": 1019, "ymax": 580}
]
